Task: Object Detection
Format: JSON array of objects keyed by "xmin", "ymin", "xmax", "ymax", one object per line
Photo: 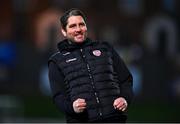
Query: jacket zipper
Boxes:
[{"xmin": 80, "ymin": 48, "xmax": 102, "ymax": 117}]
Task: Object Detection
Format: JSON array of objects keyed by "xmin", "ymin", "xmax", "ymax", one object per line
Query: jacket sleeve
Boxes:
[
  {"xmin": 48, "ymin": 61, "xmax": 76, "ymax": 115},
  {"xmin": 111, "ymin": 46, "xmax": 134, "ymax": 105}
]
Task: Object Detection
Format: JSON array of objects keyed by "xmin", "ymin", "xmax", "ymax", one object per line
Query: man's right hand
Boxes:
[{"xmin": 73, "ymin": 98, "xmax": 87, "ymax": 113}]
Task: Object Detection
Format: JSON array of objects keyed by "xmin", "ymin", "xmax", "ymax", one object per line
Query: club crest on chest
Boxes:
[{"xmin": 92, "ymin": 50, "xmax": 101, "ymax": 56}]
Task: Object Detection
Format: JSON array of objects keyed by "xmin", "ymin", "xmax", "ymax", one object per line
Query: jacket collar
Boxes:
[{"xmin": 57, "ymin": 38, "xmax": 93, "ymax": 52}]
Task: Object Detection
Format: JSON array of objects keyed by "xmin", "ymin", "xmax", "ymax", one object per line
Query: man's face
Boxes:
[{"xmin": 62, "ymin": 15, "xmax": 87, "ymax": 43}]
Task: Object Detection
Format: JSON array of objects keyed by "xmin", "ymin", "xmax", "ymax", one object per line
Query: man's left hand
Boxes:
[{"xmin": 113, "ymin": 97, "xmax": 128, "ymax": 111}]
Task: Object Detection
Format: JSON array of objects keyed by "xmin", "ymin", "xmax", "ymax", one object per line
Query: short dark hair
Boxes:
[{"xmin": 60, "ymin": 8, "xmax": 87, "ymax": 30}]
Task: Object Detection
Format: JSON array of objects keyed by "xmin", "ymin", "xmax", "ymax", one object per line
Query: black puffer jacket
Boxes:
[{"xmin": 48, "ymin": 38, "xmax": 133, "ymax": 122}]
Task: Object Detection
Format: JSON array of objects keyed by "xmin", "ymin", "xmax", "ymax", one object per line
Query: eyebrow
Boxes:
[{"xmin": 68, "ymin": 22, "xmax": 86, "ymax": 28}]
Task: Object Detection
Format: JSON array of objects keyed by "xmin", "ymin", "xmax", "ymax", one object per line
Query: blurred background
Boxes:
[{"xmin": 0, "ymin": 0, "xmax": 180, "ymax": 122}]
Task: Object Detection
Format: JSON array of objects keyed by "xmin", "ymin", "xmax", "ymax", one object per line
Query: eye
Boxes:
[
  {"xmin": 69, "ymin": 24, "xmax": 76, "ymax": 28},
  {"xmin": 79, "ymin": 23, "xmax": 85, "ymax": 27}
]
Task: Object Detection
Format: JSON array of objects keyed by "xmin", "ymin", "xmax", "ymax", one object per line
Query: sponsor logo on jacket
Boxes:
[{"xmin": 66, "ymin": 58, "xmax": 77, "ymax": 63}]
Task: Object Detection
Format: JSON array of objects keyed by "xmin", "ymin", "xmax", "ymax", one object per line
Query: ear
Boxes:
[{"xmin": 61, "ymin": 28, "xmax": 67, "ymax": 37}]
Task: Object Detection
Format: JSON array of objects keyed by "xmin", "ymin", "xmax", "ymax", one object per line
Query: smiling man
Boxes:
[
  {"xmin": 48, "ymin": 8, "xmax": 134, "ymax": 123},
  {"xmin": 61, "ymin": 15, "xmax": 87, "ymax": 43}
]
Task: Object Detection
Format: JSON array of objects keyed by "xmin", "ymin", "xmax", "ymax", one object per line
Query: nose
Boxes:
[{"xmin": 75, "ymin": 25, "xmax": 81, "ymax": 32}]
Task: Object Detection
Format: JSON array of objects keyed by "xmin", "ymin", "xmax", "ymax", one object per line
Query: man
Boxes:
[{"xmin": 48, "ymin": 8, "xmax": 133, "ymax": 123}]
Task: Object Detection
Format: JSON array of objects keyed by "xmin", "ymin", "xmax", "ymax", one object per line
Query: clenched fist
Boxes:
[
  {"xmin": 113, "ymin": 97, "xmax": 128, "ymax": 111},
  {"xmin": 73, "ymin": 98, "xmax": 87, "ymax": 113}
]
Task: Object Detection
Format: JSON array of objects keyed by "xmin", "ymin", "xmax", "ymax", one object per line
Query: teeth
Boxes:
[{"xmin": 76, "ymin": 35, "xmax": 82, "ymax": 37}]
